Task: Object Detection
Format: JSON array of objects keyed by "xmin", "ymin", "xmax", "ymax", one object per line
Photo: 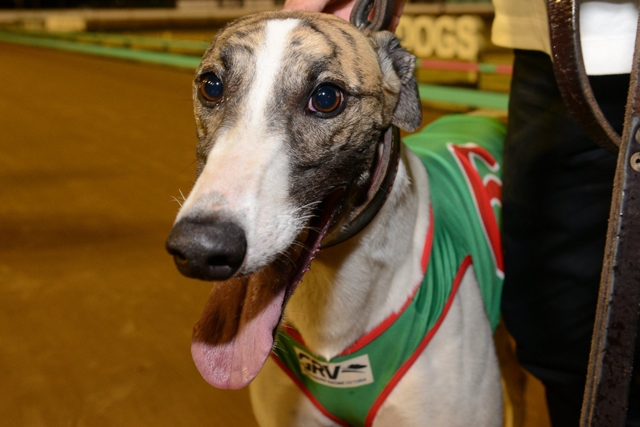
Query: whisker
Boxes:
[
  {"xmin": 271, "ymin": 342, "xmax": 285, "ymax": 354},
  {"xmin": 279, "ymin": 252, "xmax": 296, "ymax": 267},
  {"xmin": 292, "ymin": 200, "xmax": 322, "ymax": 212},
  {"xmin": 283, "ymin": 201, "xmax": 322, "ymax": 219},
  {"xmin": 181, "ymin": 159, "xmax": 197, "ymax": 174},
  {"xmin": 290, "ymin": 241, "xmax": 313, "ymax": 252}
]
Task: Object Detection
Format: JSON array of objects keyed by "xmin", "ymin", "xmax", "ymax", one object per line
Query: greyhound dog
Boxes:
[{"xmin": 166, "ymin": 10, "xmax": 505, "ymax": 427}]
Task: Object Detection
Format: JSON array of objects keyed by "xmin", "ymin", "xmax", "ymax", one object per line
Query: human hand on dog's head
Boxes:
[{"xmin": 283, "ymin": 0, "xmax": 407, "ymax": 32}]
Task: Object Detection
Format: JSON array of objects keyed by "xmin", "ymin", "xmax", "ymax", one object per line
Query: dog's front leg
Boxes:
[{"xmin": 250, "ymin": 358, "xmax": 342, "ymax": 427}]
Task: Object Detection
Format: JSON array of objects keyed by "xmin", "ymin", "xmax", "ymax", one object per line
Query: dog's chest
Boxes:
[{"xmin": 271, "ymin": 115, "xmax": 507, "ymax": 427}]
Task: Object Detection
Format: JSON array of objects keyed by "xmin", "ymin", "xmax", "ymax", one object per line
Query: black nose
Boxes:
[{"xmin": 166, "ymin": 217, "xmax": 247, "ymax": 281}]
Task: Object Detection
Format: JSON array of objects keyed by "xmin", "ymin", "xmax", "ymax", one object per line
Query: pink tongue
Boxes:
[
  {"xmin": 190, "ymin": 265, "xmax": 289, "ymax": 389},
  {"xmin": 191, "ymin": 286, "xmax": 285, "ymax": 389},
  {"xmin": 191, "ymin": 189, "xmax": 344, "ymax": 389}
]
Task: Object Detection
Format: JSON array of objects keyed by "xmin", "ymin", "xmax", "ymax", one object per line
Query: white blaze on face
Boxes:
[{"xmin": 177, "ymin": 19, "xmax": 303, "ymax": 273}]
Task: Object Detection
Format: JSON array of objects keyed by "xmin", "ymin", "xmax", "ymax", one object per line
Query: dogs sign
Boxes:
[{"xmin": 396, "ymin": 14, "xmax": 485, "ymax": 61}]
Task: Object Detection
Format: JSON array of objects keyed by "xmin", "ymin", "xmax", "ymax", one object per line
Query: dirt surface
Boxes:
[
  {"xmin": 0, "ymin": 42, "xmax": 258, "ymax": 427},
  {"xmin": 0, "ymin": 42, "xmax": 549, "ymax": 427}
]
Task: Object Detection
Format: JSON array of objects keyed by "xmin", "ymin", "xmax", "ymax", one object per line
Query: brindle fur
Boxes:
[
  {"xmin": 166, "ymin": 10, "xmax": 502, "ymax": 426},
  {"xmin": 192, "ymin": 11, "xmax": 420, "ymax": 214}
]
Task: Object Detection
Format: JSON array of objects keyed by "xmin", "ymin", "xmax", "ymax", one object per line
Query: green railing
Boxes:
[{"xmin": 0, "ymin": 28, "xmax": 508, "ymax": 110}]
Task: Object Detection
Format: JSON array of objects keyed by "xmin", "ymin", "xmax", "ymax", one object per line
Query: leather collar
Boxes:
[{"xmin": 321, "ymin": 125, "xmax": 401, "ymax": 248}]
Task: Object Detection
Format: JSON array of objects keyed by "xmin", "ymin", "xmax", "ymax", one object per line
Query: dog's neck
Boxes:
[{"xmin": 285, "ymin": 145, "xmax": 431, "ymax": 360}]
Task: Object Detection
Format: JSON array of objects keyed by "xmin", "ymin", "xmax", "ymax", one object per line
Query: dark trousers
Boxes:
[{"xmin": 502, "ymin": 49, "xmax": 640, "ymax": 426}]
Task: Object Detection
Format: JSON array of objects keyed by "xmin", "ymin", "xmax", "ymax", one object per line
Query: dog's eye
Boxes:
[
  {"xmin": 200, "ymin": 73, "xmax": 224, "ymax": 103},
  {"xmin": 309, "ymin": 85, "xmax": 343, "ymax": 114}
]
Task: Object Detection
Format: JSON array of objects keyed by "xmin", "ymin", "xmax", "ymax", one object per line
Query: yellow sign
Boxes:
[{"xmin": 396, "ymin": 15, "xmax": 485, "ymax": 61}]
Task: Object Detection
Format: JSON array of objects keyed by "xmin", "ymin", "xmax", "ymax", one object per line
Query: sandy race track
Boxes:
[{"xmin": 0, "ymin": 42, "xmax": 259, "ymax": 427}]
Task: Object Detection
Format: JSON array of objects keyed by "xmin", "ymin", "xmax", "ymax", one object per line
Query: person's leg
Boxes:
[{"xmin": 501, "ymin": 48, "xmax": 638, "ymax": 425}]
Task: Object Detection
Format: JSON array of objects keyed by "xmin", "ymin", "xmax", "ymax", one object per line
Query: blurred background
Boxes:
[{"xmin": 0, "ymin": 1, "xmax": 546, "ymax": 426}]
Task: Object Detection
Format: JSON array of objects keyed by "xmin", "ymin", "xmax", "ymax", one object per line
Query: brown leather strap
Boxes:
[
  {"xmin": 548, "ymin": 0, "xmax": 621, "ymax": 153},
  {"xmin": 580, "ymin": 56, "xmax": 640, "ymax": 427},
  {"xmin": 350, "ymin": 0, "xmax": 396, "ymax": 31},
  {"xmin": 548, "ymin": 2, "xmax": 640, "ymax": 426},
  {"xmin": 321, "ymin": 126, "xmax": 401, "ymax": 247}
]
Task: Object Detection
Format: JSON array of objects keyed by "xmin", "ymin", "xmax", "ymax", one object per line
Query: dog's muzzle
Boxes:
[{"xmin": 166, "ymin": 217, "xmax": 247, "ymax": 281}]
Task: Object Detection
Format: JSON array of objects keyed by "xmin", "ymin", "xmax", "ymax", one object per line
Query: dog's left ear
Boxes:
[{"xmin": 369, "ymin": 31, "xmax": 422, "ymax": 132}]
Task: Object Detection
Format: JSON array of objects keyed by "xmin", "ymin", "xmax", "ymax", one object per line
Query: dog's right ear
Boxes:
[{"xmin": 369, "ymin": 31, "xmax": 422, "ymax": 132}]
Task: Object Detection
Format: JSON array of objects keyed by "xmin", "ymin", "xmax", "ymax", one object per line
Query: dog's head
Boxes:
[{"xmin": 166, "ymin": 11, "xmax": 421, "ymax": 389}]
